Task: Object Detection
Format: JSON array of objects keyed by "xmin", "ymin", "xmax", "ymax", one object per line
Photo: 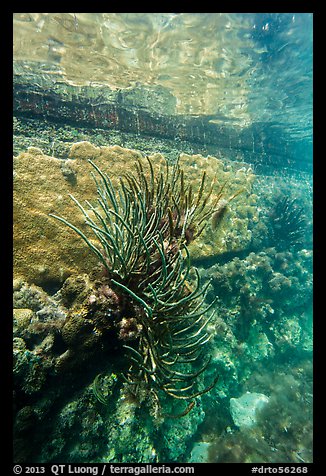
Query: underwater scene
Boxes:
[{"xmin": 13, "ymin": 13, "xmax": 313, "ymax": 464}]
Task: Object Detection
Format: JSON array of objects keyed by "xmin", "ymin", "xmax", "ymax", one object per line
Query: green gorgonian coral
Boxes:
[{"xmin": 50, "ymin": 157, "xmax": 221, "ymax": 406}]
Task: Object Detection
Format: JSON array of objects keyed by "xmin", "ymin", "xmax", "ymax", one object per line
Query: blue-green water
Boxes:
[{"xmin": 13, "ymin": 13, "xmax": 313, "ymax": 464}]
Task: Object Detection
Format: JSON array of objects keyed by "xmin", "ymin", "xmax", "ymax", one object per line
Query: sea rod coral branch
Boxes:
[{"xmin": 49, "ymin": 156, "xmax": 230, "ymax": 406}]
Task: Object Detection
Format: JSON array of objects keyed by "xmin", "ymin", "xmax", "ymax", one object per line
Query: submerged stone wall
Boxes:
[{"xmin": 14, "ymin": 64, "xmax": 310, "ymax": 171}]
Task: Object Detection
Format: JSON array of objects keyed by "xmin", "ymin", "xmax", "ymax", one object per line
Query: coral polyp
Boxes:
[{"xmin": 50, "ymin": 157, "xmax": 223, "ymax": 407}]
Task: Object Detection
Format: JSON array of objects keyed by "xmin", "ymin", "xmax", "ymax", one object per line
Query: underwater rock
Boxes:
[
  {"xmin": 14, "ymin": 281, "xmax": 53, "ymax": 311},
  {"xmin": 13, "ymin": 308, "xmax": 34, "ymax": 336},
  {"xmin": 37, "ymin": 383, "xmax": 108, "ymax": 463},
  {"xmin": 230, "ymin": 392, "xmax": 270, "ymax": 429},
  {"xmin": 246, "ymin": 328, "xmax": 274, "ymax": 360},
  {"xmin": 58, "ymin": 274, "xmax": 93, "ymax": 309},
  {"xmin": 273, "ymin": 317, "xmax": 303, "ymax": 350},
  {"xmin": 268, "ymin": 272, "xmax": 292, "ymax": 294},
  {"xmin": 189, "ymin": 441, "xmax": 210, "ymax": 463},
  {"xmin": 159, "ymin": 400, "xmax": 206, "ymax": 462},
  {"xmin": 13, "ymin": 337, "xmax": 47, "ymax": 394}
]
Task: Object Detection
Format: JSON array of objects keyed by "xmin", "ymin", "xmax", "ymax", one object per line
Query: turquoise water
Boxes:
[{"xmin": 13, "ymin": 13, "xmax": 313, "ymax": 464}]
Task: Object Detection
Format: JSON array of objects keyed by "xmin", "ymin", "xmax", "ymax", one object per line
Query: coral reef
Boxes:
[
  {"xmin": 13, "ymin": 142, "xmax": 312, "ymax": 464},
  {"xmin": 14, "ymin": 145, "xmax": 250, "ymax": 461},
  {"xmin": 190, "ymin": 216, "xmax": 313, "ymax": 463},
  {"xmin": 204, "ymin": 365, "xmax": 312, "ymax": 463},
  {"xmin": 13, "ymin": 273, "xmax": 209, "ymax": 463},
  {"xmin": 199, "ymin": 246, "xmax": 312, "ymax": 351}
]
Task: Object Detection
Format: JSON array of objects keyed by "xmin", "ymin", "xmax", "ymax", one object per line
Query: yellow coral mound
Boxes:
[{"xmin": 13, "ymin": 142, "xmax": 257, "ymax": 286}]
